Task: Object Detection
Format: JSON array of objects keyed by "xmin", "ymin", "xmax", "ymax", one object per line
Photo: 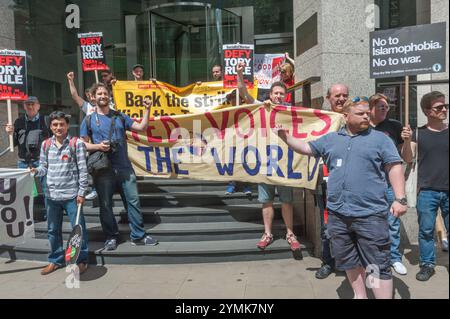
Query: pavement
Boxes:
[{"xmin": 0, "ymin": 247, "xmax": 448, "ymax": 299}]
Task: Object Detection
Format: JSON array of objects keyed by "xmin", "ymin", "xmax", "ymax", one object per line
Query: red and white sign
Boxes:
[
  {"xmin": 0, "ymin": 50, "xmax": 28, "ymax": 101},
  {"xmin": 78, "ymin": 32, "xmax": 108, "ymax": 72},
  {"xmin": 254, "ymin": 54, "xmax": 285, "ymax": 89},
  {"xmin": 223, "ymin": 44, "xmax": 254, "ymax": 89}
]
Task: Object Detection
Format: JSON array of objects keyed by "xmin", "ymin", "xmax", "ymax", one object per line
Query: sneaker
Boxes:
[
  {"xmin": 243, "ymin": 186, "xmax": 252, "ymax": 195},
  {"xmin": 85, "ymin": 190, "xmax": 98, "ymax": 200},
  {"xmin": 225, "ymin": 183, "xmax": 236, "ymax": 195},
  {"xmin": 416, "ymin": 265, "xmax": 435, "ymax": 281},
  {"xmin": 286, "ymin": 233, "xmax": 301, "ymax": 251},
  {"xmin": 315, "ymin": 263, "xmax": 334, "ymax": 279},
  {"xmin": 104, "ymin": 239, "xmax": 117, "ymax": 251},
  {"xmin": 442, "ymin": 239, "xmax": 449, "ymax": 252},
  {"xmin": 392, "ymin": 261, "xmax": 407, "ymax": 275},
  {"xmin": 256, "ymin": 233, "xmax": 274, "ymax": 250},
  {"xmin": 132, "ymin": 235, "xmax": 159, "ymax": 246}
]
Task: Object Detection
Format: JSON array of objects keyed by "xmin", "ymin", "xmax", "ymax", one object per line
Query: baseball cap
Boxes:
[
  {"xmin": 24, "ymin": 96, "xmax": 39, "ymax": 104},
  {"xmin": 132, "ymin": 64, "xmax": 144, "ymax": 71}
]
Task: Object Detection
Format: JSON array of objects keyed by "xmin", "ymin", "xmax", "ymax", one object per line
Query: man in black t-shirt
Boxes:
[
  {"xmin": 402, "ymin": 91, "xmax": 449, "ymax": 282},
  {"xmin": 369, "ymin": 93, "xmax": 411, "ymax": 276}
]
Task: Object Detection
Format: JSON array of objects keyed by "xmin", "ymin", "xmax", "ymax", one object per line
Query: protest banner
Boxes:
[
  {"xmin": 113, "ymin": 80, "xmax": 258, "ymax": 118},
  {"xmin": 370, "ymin": 22, "xmax": 446, "ymax": 79},
  {"xmin": 125, "ymin": 104, "xmax": 342, "ymax": 190},
  {"xmin": 370, "ymin": 22, "xmax": 446, "ymax": 125},
  {"xmin": 0, "ymin": 169, "xmax": 34, "ymax": 245},
  {"xmin": 254, "ymin": 54, "xmax": 285, "ymax": 89},
  {"xmin": 223, "ymin": 44, "xmax": 254, "ymax": 89},
  {"xmin": 0, "ymin": 49, "xmax": 28, "ymax": 152},
  {"xmin": 78, "ymin": 32, "xmax": 108, "ymax": 81}
]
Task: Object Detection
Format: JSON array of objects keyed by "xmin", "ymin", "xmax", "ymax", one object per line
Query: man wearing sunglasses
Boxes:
[
  {"xmin": 276, "ymin": 96, "xmax": 408, "ymax": 299},
  {"xmin": 314, "ymin": 84, "xmax": 350, "ymax": 280},
  {"xmin": 402, "ymin": 91, "xmax": 448, "ymax": 282},
  {"xmin": 369, "ymin": 93, "xmax": 412, "ymax": 276}
]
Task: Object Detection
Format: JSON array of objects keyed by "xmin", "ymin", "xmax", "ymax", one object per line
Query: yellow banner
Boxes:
[
  {"xmin": 126, "ymin": 103, "xmax": 343, "ymax": 189},
  {"xmin": 113, "ymin": 80, "xmax": 259, "ymax": 118}
]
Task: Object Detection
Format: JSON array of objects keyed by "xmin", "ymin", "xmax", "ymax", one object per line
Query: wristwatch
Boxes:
[{"xmin": 395, "ymin": 197, "xmax": 408, "ymax": 206}]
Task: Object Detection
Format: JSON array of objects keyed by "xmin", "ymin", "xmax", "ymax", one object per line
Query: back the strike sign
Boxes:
[
  {"xmin": 0, "ymin": 49, "xmax": 28, "ymax": 101},
  {"xmin": 78, "ymin": 32, "xmax": 108, "ymax": 72}
]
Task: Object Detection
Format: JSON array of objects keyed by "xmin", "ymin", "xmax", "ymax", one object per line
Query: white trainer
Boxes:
[
  {"xmin": 85, "ymin": 190, "xmax": 98, "ymax": 200},
  {"xmin": 442, "ymin": 239, "xmax": 449, "ymax": 252},
  {"xmin": 392, "ymin": 261, "xmax": 407, "ymax": 275}
]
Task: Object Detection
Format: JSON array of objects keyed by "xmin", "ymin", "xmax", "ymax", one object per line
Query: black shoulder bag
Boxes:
[{"xmin": 86, "ymin": 113, "xmax": 117, "ymax": 176}]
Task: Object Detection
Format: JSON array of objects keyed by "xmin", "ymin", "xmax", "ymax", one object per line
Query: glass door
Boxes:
[
  {"xmin": 151, "ymin": 13, "xmax": 191, "ymax": 86},
  {"xmin": 135, "ymin": 2, "xmax": 242, "ymax": 86}
]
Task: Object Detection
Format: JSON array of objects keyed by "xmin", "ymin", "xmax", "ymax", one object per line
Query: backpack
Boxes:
[
  {"xmin": 85, "ymin": 110, "xmax": 126, "ymax": 142},
  {"xmin": 42, "ymin": 137, "xmax": 79, "ymax": 171}
]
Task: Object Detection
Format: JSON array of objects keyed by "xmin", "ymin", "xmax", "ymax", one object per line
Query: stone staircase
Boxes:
[{"xmin": 1, "ymin": 178, "xmax": 312, "ymax": 264}]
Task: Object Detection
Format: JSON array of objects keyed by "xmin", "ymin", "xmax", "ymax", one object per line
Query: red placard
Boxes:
[
  {"xmin": 78, "ymin": 32, "xmax": 108, "ymax": 72},
  {"xmin": 0, "ymin": 49, "xmax": 28, "ymax": 101},
  {"xmin": 223, "ymin": 44, "xmax": 254, "ymax": 89}
]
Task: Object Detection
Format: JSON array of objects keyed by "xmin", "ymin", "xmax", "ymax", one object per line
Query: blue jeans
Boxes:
[
  {"xmin": 94, "ymin": 168, "xmax": 145, "ymax": 241},
  {"xmin": 386, "ymin": 186, "xmax": 402, "ymax": 263},
  {"xmin": 47, "ymin": 198, "xmax": 89, "ymax": 265},
  {"xmin": 417, "ymin": 190, "xmax": 449, "ymax": 266},
  {"xmin": 316, "ymin": 192, "xmax": 334, "ymax": 267},
  {"xmin": 18, "ymin": 160, "xmax": 47, "ymax": 218}
]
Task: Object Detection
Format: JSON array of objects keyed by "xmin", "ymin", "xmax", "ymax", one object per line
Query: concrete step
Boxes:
[
  {"xmin": 1, "ymin": 237, "xmax": 310, "ymax": 264},
  {"xmin": 34, "ymin": 191, "xmax": 260, "ymax": 207},
  {"xmin": 33, "ymin": 219, "xmax": 299, "ymax": 242},
  {"xmin": 35, "ymin": 203, "xmax": 282, "ymax": 224},
  {"xmin": 136, "ymin": 180, "xmax": 256, "ymax": 193}
]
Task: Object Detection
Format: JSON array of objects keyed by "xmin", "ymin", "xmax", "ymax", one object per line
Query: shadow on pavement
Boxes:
[{"xmin": 80, "ymin": 265, "xmax": 108, "ymax": 282}]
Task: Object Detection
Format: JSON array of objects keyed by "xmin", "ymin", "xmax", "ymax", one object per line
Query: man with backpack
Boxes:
[
  {"xmin": 31, "ymin": 111, "xmax": 89, "ymax": 275},
  {"xmin": 80, "ymin": 83, "xmax": 157, "ymax": 251}
]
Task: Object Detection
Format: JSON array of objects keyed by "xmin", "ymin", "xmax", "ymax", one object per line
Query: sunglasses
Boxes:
[
  {"xmin": 430, "ymin": 104, "xmax": 448, "ymax": 112},
  {"xmin": 352, "ymin": 96, "xmax": 369, "ymax": 103}
]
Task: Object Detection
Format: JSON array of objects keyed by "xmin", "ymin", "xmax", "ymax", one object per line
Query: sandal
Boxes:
[
  {"xmin": 257, "ymin": 233, "xmax": 274, "ymax": 250},
  {"xmin": 286, "ymin": 233, "xmax": 301, "ymax": 251}
]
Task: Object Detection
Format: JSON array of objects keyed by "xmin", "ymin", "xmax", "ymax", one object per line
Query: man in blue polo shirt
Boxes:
[{"xmin": 277, "ymin": 96, "xmax": 408, "ymax": 299}]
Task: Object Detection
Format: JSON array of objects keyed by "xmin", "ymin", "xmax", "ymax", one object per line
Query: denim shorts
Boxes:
[
  {"xmin": 258, "ymin": 183, "xmax": 293, "ymax": 204},
  {"xmin": 327, "ymin": 211, "xmax": 392, "ymax": 280}
]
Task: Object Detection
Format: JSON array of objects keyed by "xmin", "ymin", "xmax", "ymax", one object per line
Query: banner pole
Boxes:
[
  {"xmin": 94, "ymin": 70, "xmax": 99, "ymax": 84},
  {"xmin": 7, "ymin": 99, "xmax": 14, "ymax": 152},
  {"xmin": 405, "ymin": 76, "xmax": 409, "ymax": 127},
  {"xmin": 236, "ymin": 87, "xmax": 240, "ymax": 106}
]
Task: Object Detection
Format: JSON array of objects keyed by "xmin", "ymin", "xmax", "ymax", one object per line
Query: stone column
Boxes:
[{"xmin": 294, "ymin": 0, "xmax": 375, "ymax": 109}]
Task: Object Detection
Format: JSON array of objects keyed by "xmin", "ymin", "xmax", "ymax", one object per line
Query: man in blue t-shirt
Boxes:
[
  {"xmin": 276, "ymin": 97, "xmax": 408, "ymax": 299},
  {"xmin": 80, "ymin": 83, "xmax": 157, "ymax": 250}
]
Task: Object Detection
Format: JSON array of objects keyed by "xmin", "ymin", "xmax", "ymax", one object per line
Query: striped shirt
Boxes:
[{"xmin": 36, "ymin": 135, "xmax": 88, "ymax": 201}]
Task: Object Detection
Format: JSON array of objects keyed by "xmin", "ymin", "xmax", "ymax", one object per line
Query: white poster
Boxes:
[
  {"xmin": 0, "ymin": 169, "xmax": 35, "ymax": 245},
  {"xmin": 254, "ymin": 54, "xmax": 285, "ymax": 89}
]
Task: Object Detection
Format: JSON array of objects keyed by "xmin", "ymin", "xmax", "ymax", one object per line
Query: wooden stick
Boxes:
[
  {"xmin": 7, "ymin": 99, "xmax": 14, "ymax": 152},
  {"xmin": 405, "ymin": 76, "xmax": 409, "ymax": 127},
  {"xmin": 94, "ymin": 70, "xmax": 99, "ymax": 84},
  {"xmin": 236, "ymin": 87, "xmax": 240, "ymax": 107}
]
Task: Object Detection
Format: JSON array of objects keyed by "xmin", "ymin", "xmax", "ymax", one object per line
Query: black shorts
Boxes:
[{"xmin": 327, "ymin": 211, "xmax": 392, "ymax": 280}]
